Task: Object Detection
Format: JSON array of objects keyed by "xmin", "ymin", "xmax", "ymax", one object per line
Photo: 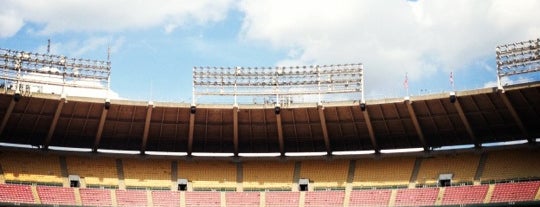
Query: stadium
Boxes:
[{"xmin": 0, "ymin": 37, "xmax": 539, "ymax": 207}]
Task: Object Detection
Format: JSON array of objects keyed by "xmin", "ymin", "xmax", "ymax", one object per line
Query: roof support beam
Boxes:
[
  {"xmin": 93, "ymin": 103, "xmax": 109, "ymax": 152},
  {"xmin": 453, "ymin": 98, "xmax": 480, "ymax": 148},
  {"xmin": 499, "ymin": 92, "xmax": 532, "ymax": 143},
  {"xmin": 233, "ymin": 106, "xmax": 239, "ymax": 156},
  {"xmin": 0, "ymin": 99, "xmax": 17, "ymax": 138},
  {"xmin": 275, "ymin": 112, "xmax": 285, "ymax": 156},
  {"xmin": 43, "ymin": 97, "xmax": 66, "ymax": 150},
  {"xmin": 317, "ymin": 105, "xmax": 332, "ymax": 155},
  {"xmin": 405, "ymin": 100, "xmax": 428, "ymax": 151},
  {"xmin": 187, "ymin": 108, "xmax": 196, "ymax": 156},
  {"xmin": 361, "ymin": 107, "xmax": 379, "ymax": 153},
  {"xmin": 140, "ymin": 102, "xmax": 153, "ymax": 154}
]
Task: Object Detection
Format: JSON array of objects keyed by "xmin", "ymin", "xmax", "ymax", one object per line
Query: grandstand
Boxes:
[{"xmin": 0, "ymin": 38, "xmax": 539, "ymax": 206}]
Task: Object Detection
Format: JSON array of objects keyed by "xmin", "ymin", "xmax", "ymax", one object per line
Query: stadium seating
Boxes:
[
  {"xmin": 178, "ymin": 161, "xmax": 237, "ymax": 189},
  {"xmin": 0, "ymin": 184, "xmax": 34, "ymax": 204},
  {"xmin": 441, "ymin": 185, "xmax": 488, "ymax": 205},
  {"xmin": 353, "ymin": 157, "xmax": 415, "ymax": 187},
  {"xmin": 66, "ymin": 156, "xmax": 119, "ymax": 186},
  {"xmin": 115, "ymin": 189, "xmax": 148, "ymax": 206},
  {"xmin": 300, "ymin": 160, "xmax": 349, "ymax": 188},
  {"xmin": 185, "ymin": 191, "xmax": 221, "ymax": 207},
  {"xmin": 79, "ymin": 188, "xmax": 112, "ymax": 207},
  {"xmin": 0, "ymin": 152, "xmax": 63, "ymax": 184},
  {"xmin": 226, "ymin": 191, "xmax": 260, "ymax": 207},
  {"xmin": 394, "ymin": 187, "xmax": 439, "ymax": 207},
  {"xmin": 152, "ymin": 190, "xmax": 180, "ymax": 207},
  {"xmin": 482, "ymin": 149, "xmax": 540, "ymax": 182},
  {"xmin": 265, "ymin": 191, "xmax": 300, "ymax": 207},
  {"xmin": 304, "ymin": 191, "xmax": 345, "ymax": 207},
  {"xmin": 37, "ymin": 185, "xmax": 77, "ymax": 206},
  {"xmin": 243, "ymin": 161, "xmax": 295, "ymax": 190},
  {"xmin": 416, "ymin": 153, "xmax": 479, "ymax": 185},
  {"xmin": 348, "ymin": 189, "xmax": 392, "ymax": 207},
  {"xmin": 123, "ymin": 158, "xmax": 171, "ymax": 188},
  {"xmin": 490, "ymin": 181, "xmax": 540, "ymax": 203}
]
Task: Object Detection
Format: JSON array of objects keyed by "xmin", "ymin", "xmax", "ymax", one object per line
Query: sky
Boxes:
[{"xmin": 1, "ymin": 0, "xmax": 539, "ymax": 103}]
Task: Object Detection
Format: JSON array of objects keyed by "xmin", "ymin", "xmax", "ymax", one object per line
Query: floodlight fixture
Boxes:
[
  {"xmin": 0, "ymin": 48, "xmax": 111, "ymax": 91},
  {"xmin": 192, "ymin": 63, "xmax": 365, "ymax": 105},
  {"xmin": 496, "ymin": 38, "xmax": 540, "ymax": 89}
]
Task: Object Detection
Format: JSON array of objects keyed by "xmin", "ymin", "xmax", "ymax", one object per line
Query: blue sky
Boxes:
[{"xmin": 1, "ymin": 0, "xmax": 539, "ymax": 103}]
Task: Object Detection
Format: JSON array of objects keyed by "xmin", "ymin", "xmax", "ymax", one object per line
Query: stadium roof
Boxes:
[{"xmin": 0, "ymin": 81, "xmax": 538, "ymax": 157}]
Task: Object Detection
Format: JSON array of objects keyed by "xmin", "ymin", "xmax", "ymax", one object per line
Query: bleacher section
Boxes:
[
  {"xmin": 179, "ymin": 161, "xmax": 237, "ymax": 190},
  {"xmin": 394, "ymin": 187, "xmax": 439, "ymax": 206},
  {"xmin": 123, "ymin": 158, "xmax": 171, "ymax": 188},
  {"xmin": 0, "ymin": 148, "xmax": 539, "ymax": 206},
  {"xmin": 349, "ymin": 189, "xmax": 392, "ymax": 207},
  {"xmin": 0, "ymin": 181, "xmax": 539, "ymax": 206},
  {"xmin": 300, "ymin": 160, "xmax": 349, "ymax": 189},
  {"xmin": 490, "ymin": 181, "xmax": 540, "ymax": 203},
  {"xmin": 304, "ymin": 191, "xmax": 345, "ymax": 207},
  {"xmin": 0, "ymin": 152, "xmax": 63, "ymax": 184},
  {"xmin": 115, "ymin": 189, "xmax": 148, "ymax": 206},
  {"xmin": 416, "ymin": 153, "xmax": 479, "ymax": 185},
  {"xmin": 66, "ymin": 156, "xmax": 119, "ymax": 187},
  {"xmin": 243, "ymin": 161, "xmax": 294, "ymax": 190},
  {"xmin": 79, "ymin": 188, "xmax": 112, "ymax": 207},
  {"xmin": 152, "ymin": 191, "xmax": 180, "ymax": 207},
  {"xmin": 353, "ymin": 157, "xmax": 415, "ymax": 187},
  {"xmin": 226, "ymin": 192, "xmax": 260, "ymax": 207},
  {"xmin": 185, "ymin": 191, "xmax": 221, "ymax": 207},
  {"xmin": 482, "ymin": 149, "xmax": 540, "ymax": 182},
  {"xmin": 37, "ymin": 185, "xmax": 77, "ymax": 206},
  {"xmin": 0, "ymin": 184, "xmax": 34, "ymax": 204},
  {"xmin": 441, "ymin": 185, "xmax": 488, "ymax": 205},
  {"xmin": 265, "ymin": 191, "xmax": 300, "ymax": 207}
]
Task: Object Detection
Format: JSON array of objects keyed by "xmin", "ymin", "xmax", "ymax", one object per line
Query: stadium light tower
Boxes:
[
  {"xmin": 496, "ymin": 38, "xmax": 540, "ymax": 91},
  {"xmin": 192, "ymin": 64, "xmax": 365, "ymax": 105},
  {"xmin": 0, "ymin": 48, "xmax": 111, "ymax": 95}
]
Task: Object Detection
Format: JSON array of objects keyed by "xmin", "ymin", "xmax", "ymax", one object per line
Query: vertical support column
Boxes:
[
  {"xmin": 317, "ymin": 105, "xmax": 331, "ymax": 155},
  {"xmin": 362, "ymin": 108, "xmax": 379, "ymax": 153},
  {"xmin": 44, "ymin": 97, "xmax": 66, "ymax": 149},
  {"xmin": 0, "ymin": 99, "xmax": 17, "ymax": 137},
  {"xmin": 405, "ymin": 100, "xmax": 428, "ymax": 151},
  {"xmin": 453, "ymin": 98, "xmax": 479, "ymax": 148},
  {"xmin": 233, "ymin": 106, "xmax": 239, "ymax": 156},
  {"xmin": 187, "ymin": 106, "xmax": 196, "ymax": 156},
  {"xmin": 93, "ymin": 102, "xmax": 109, "ymax": 152},
  {"xmin": 499, "ymin": 92, "xmax": 532, "ymax": 143},
  {"xmin": 275, "ymin": 110, "xmax": 285, "ymax": 156},
  {"xmin": 141, "ymin": 102, "xmax": 153, "ymax": 154}
]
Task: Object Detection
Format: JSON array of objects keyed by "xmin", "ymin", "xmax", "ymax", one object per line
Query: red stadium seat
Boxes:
[
  {"xmin": 80, "ymin": 188, "xmax": 112, "ymax": 207},
  {"xmin": 37, "ymin": 185, "xmax": 76, "ymax": 206},
  {"xmin": 0, "ymin": 184, "xmax": 34, "ymax": 204}
]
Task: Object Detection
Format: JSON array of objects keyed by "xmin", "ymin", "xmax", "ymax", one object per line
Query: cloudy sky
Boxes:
[{"xmin": 1, "ymin": 0, "xmax": 539, "ymax": 103}]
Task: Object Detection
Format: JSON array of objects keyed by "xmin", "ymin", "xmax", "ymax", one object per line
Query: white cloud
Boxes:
[
  {"xmin": 0, "ymin": 9, "xmax": 23, "ymax": 38},
  {"xmin": 0, "ymin": 0, "xmax": 233, "ymax": 36},
  {"xmin": 238, "ymin": 0, "xmax": 540, "ymax": 95}
]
